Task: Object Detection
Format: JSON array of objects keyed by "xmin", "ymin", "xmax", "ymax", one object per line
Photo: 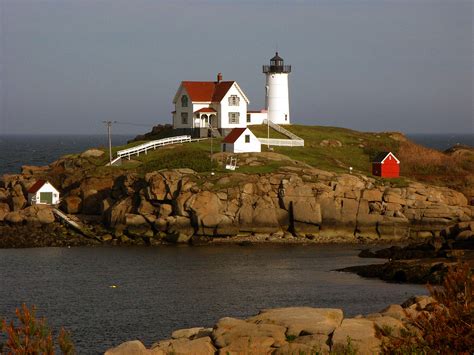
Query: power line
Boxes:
[{"xmin": 114, "ymin": 121, "xmax": 157, "ymax": 127}]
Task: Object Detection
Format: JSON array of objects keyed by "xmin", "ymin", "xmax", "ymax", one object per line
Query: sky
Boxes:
[{"xmin": 0, "ymin": 0, "xmax": 472, "ymax": 135}]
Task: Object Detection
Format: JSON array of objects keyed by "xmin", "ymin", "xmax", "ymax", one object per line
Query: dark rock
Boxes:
[{"xmin": 190, "ymin": 235, "xmax": 211, "ymax": 246}]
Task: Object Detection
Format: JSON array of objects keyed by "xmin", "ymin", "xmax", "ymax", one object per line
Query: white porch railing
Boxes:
[
  {"xmin": 263, "ymin": 119, "xmax": 303, "ymax": 141},
  {"xmin": 116, "ymin": 135, "xmax": 192, "ymax": 160},
  {"xmin": 258, "ymin": 138, "xmax": 305, "ymax": 147}
]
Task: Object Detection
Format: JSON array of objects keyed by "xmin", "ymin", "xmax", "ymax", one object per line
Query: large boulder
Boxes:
[
  {"xmin": 151, "ymin": 336, "xmax": 215, "ymax": 355},
  {"xmin": 275, "ymin": 335, "xmax": 330, "ymax": 355},
  {"xmin": 80, "ymin": 149, "xmax": 104, "ymax": 158},
  {"xmin": 0, "ymin": 202, "xmax": 10, "ymax": 222},
  {"xmin": 80, "ymin": 177, "xmax": 114, "ymax": 214},
  {"xmin": 4, "ymin": 211, "xmax": 24, "ymax": 224},
  {"xmin": 106, "ymin": 197, "xmax": 134, "ymax": 227},
  {"xmin": 212, "ymin": 317, "xmax": 287, "ymax": 350},
  {"xmin": 249, "ymin": 307, "xmax": 343, "ymax": 337},
  {"xmin": 104, "ymin": 340, "xmax": 161, "ymax": 355},
  {"xmin": 10, "ymin": 183, "xmax": 27, "ymax": 211},
  {"xmin": 171, "ymin": 327, "xmax": 212, "ymax": 340},
  {"xmin": 166, "ymin": 216, "xmax": 194, "ymax": 243},
  {"xmin": 146, "ymin": 173, "xmax": 168, "ymax": 201},
  {"xmin": 62, "ymin": 196, "xmax": 82, "ymax": 214},
  {"xmin": 332, "ymin": 318, "xmax": 381, "ymax": 355},
  {"xmin": 292, "ymin": 200, "xmax": 322, "ymax": 225}
]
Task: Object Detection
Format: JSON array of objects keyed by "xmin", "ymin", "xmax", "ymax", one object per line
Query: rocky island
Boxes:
[{"xmin": 0, "ymin": 125, "xmax": 472, "ymax": 249}]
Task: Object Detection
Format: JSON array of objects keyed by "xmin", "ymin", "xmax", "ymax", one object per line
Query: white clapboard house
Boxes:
[
  {"xmin": 27, "ymin": 180, "xmax": 60, "ymax": 205},
  {"xmin": 221, "ymin": 127, "xmax": 261, "ymax": 154},
  {"xmin": 172, "ymin": 73, "xmax": 250, "ymax": 137}
]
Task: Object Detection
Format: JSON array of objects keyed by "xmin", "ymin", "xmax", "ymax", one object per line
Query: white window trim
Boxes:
[
  {"xmin": 228, "ymin": 112, "xmax": 240, "ymax": 124},
  {"xmin": 228, "ymin": 95, "xmax": 240, "ymax": 106}
]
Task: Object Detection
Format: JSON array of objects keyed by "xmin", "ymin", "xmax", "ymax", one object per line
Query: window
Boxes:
[
  {"xmin": 228, "ymin": 95, "xmax": 240, "ymax": 106},
  {"xmin": 246, "ymin": 114, "xmax": 251, "ymax": 123},
  {"xmin": 181, "ymin": 95, "xmax": 188, "ymax": 107},
  {"xmin": 285, "ymin": 114, "xmax": 288, "ymax": 121},
  {"xmin": 181, "ymin": 112, "xmax": 188, "ymax": 124},
  {"xmin": 245, "ymin": 135, "xmax": 250, "ymax": 143},
  {"xmin": 228, "ymin": 112, "xmax": 240, "ymax": 124}
]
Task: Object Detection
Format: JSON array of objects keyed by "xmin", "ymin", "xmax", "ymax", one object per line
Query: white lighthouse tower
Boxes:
[{"xmin": 263, "ymin": 52, "xmax": 291, "ymax": 125}]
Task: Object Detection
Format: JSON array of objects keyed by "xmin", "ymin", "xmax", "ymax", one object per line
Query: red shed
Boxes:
[{"xmin": 372, "ymin": 152, "xmax": 400, "ymax": 178}]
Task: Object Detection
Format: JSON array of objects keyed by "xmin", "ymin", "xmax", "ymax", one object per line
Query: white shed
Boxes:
[
  {"xmin": 221, "ymin": 128, "xmax": 261, "ymax": 154},
  {"xmin": 27, "ymin": 180, "xmax": 60, "ymax": 205}
]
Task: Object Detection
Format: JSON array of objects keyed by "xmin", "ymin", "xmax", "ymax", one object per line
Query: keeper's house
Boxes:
[
  {"xmin": 372, "ymin": 152, "xmax": 400, "ymax": 178},
  {"xmin": 172, "ymin": 73, "xmax": 250, "ymax": 138},
  {"xmin": 27, "ymin": 180, "xmax": 60, "ymax": 205},
  {"xmin": 221, "ymin": 128, "xmax": 261, "ymax": 154}
]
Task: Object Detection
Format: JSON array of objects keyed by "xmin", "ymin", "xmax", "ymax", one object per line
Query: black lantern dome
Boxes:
[{"xmin": 263, "ymin": 52, "xmax": 291, "ymax": 74}]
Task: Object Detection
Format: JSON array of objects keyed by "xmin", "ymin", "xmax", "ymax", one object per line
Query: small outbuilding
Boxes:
[
  {"xmin": 221, "ymin": 127, "xmax": 261, "ymax": 154},
  {"xmin": 372, "ymin": 152, "xmax": 400, "ymax": 178},
  {"xmin": 27, "ymin": 180, "xmax": 60, "ymax": 205}
]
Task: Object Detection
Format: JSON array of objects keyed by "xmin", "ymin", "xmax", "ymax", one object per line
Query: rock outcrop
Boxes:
[
  {"xmin": 339, "ymin": 221, "xmax": 474, "ymax": 284},
  {"xmin": 1, "ymin": 156, "xmax": 472, "ymax": 246},
  {"xmin": 105, "ymin": 296, "xmax": 436, "ymax": 355}
]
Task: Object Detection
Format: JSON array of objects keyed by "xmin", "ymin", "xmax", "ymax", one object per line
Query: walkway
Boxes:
[{"xmin": 258, "ymin": 120, "xmax": 304, "ymax": 147}]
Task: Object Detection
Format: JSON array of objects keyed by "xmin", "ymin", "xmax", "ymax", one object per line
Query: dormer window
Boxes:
[
  {"xmin": 181, "ymin": 95, "xmax": 188, "ymax": 107},
  {"xmin": 228, "ymin": 95, "xmax": 240, "ymax": 106}
]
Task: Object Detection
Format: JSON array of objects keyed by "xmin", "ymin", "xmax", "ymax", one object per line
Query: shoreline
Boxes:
[
  {"xmin": 105, "ymin": 294, "xmax": 436, "ymax": 355},
  {"xmin": 0, "ymin": 220, "xmax": 418, "ymax": 249}
]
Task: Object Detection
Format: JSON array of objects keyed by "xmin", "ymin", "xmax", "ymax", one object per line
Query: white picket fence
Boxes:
[
  {"xmin": 117, "ymin": 135, "xmax": 192, "ymax": 160},
  {"xmin": 260, "ymin": 120, "xmax": 304, "ymax": 147}
]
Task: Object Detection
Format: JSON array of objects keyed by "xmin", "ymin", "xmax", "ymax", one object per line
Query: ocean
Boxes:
[
  {"xmin": 0, "ymin": 134, "xmax": 133, "ymax": 175},
  {"xmin": 0, "ymin": 245, "xmax": 426, "ymax": 353}
]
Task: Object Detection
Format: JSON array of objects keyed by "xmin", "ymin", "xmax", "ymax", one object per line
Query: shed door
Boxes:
[{"xmin": 40, "ymin": 192, "xmax": 53, "ymax": 204}]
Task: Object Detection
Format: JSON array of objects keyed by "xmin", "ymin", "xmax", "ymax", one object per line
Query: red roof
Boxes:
[
  {"xmin": 182, "ymin": 81, "xmax": 235, "ymax": 102},
  {"xmin": 28, "ymin": 180, "xmax": 47, "ymax": 194},
  {"xmin": 223, "ymin": 128, "xmax": 247, "ymax": 144},
  {"xmin": 195, "ymin": 107, "xmax": 216, "ymax": 113},
  {"xmin": 372, "ymin": 152, "xmax": 400, "ymax": 164}
]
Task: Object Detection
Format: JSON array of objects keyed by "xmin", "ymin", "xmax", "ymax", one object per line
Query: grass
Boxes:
[
  {"xmin": 61, "ymin": 123, "xmax": 473, "ymax": 198},
  {"xmin": 248, "ymin": 124, "xmax": 290, "ymax": 139},
  {"xmin": 76, "ymin": 124, "xmax": 399, "ymax": 177},
  {"xmin": 258, "ymin": 125, "xmax": 400, "ymax": 175}
]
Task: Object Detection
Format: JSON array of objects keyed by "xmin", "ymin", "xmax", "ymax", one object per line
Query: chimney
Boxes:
[{"xmin": 217, "ymin": 72, "xmax": 222, "ymax": 83}]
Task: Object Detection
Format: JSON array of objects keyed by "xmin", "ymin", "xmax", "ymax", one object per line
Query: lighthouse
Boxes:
[{"xmin": 263, "ymin": 52, "xmax": 291, "ymax": 125}]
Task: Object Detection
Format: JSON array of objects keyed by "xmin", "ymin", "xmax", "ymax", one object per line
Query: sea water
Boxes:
[{"xmin": 0, "ymin": 245, "xmax": 426, "ymax": 353}]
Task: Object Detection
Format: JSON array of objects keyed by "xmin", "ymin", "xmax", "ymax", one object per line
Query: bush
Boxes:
[
  {"xmin": 382, "ymin": 263, "xmax": 473, "ymax": 354},
  {"xmin": 1, "ymin": 304, "xmax": 75, "ymax": 354}
]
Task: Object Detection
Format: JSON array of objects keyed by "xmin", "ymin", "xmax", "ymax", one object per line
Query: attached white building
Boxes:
[
  {"xmin": 172, "ymin": 73, "xmax": 250, "ymax": 137},
  {"xmin": 27, "ymin": 180, "xmax": 60, "ymax": 205},
  {"xmin": 221, "ymin": 128, "xmax": 261, "ymax": 154},
  {"xmin": 246, "ymin": 109, "xmax": 268, "ymax": 125}
]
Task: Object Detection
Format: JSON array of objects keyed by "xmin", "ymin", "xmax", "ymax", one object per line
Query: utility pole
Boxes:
[
  {"xmin": 103, "ymin": 120, "xmax": 116, "ymax": 164},
  {"xmin": 210, "ymin": 128, "xmax": 214, "ymax": 175}
]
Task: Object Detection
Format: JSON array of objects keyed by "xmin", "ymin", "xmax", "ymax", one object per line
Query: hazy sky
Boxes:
[{"xmin": 0, "ymin": 0, "xmax": 472, "ymax": 135}]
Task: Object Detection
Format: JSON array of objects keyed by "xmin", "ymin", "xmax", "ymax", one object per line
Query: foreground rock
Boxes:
[
  {"xmin": 339, "ymin": 221, "xmax": 474, "ymax": 284},
  {"xmin": 105, "ymin": 296, "xmax": 435, "ymax": 355},
  {"xmin": 1, "ymin": 157, "xmax": 473, "ymax": 247}
]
